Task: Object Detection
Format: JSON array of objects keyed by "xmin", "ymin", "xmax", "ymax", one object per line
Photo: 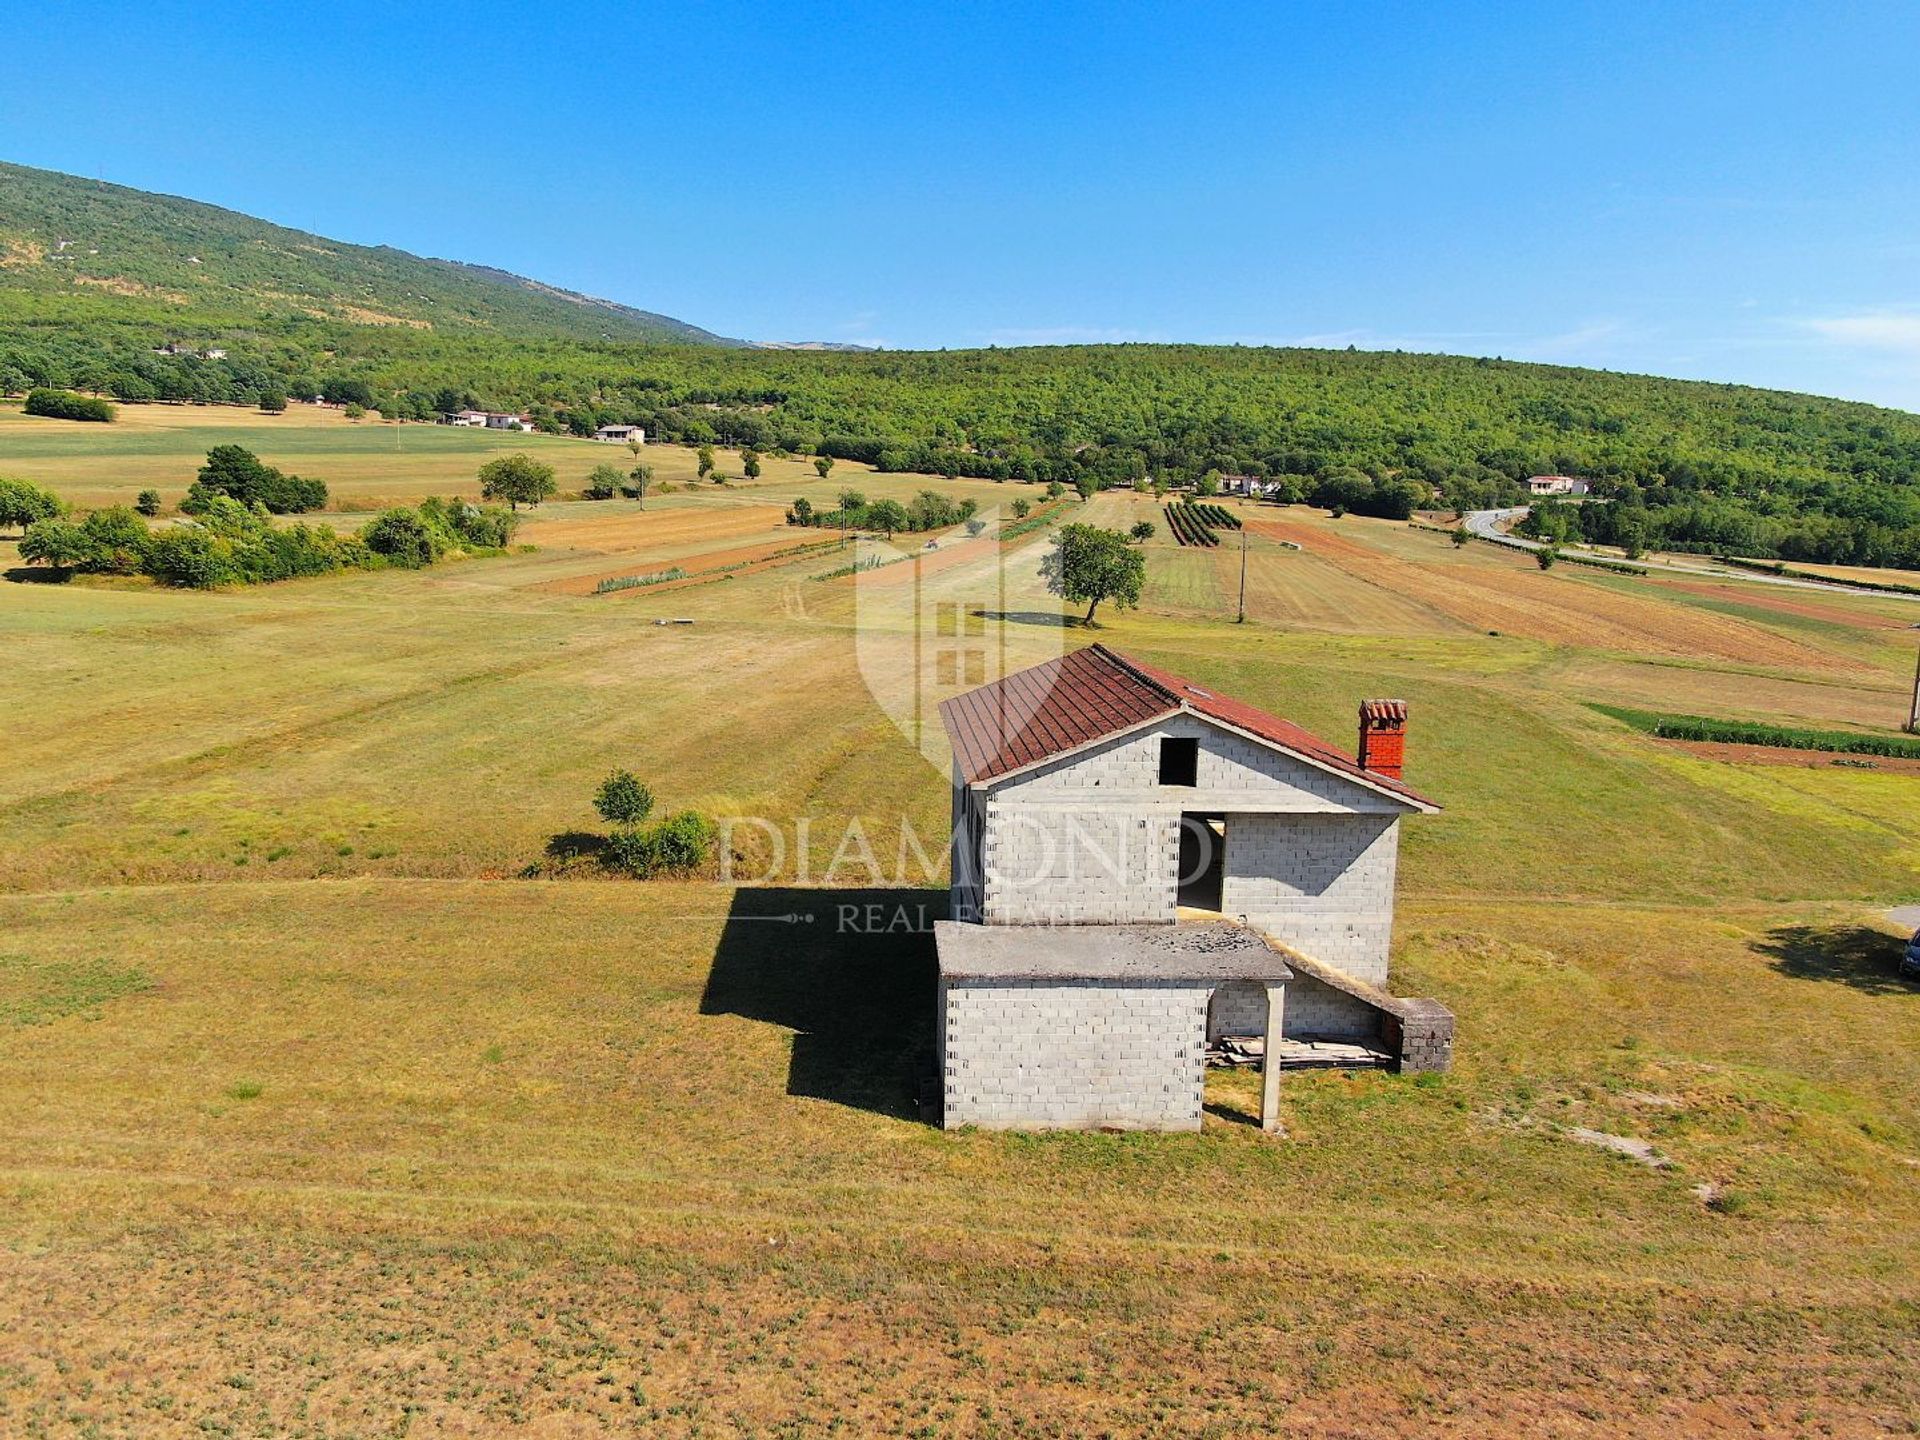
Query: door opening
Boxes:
[{"xmin": 1177, "ymin": 812, "xmax": 1226, "ymax": 913}]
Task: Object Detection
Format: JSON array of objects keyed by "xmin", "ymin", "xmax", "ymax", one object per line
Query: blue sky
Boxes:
[{"xmin": 6, "ymin": 2, "xmax": 1920, "ymax": 408}]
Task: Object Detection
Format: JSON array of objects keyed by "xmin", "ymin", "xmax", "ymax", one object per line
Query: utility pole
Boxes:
[
  {"xmin": 1236, "ymin": 524, "xmax": 1248, "ymax": 624},
  {"xmin": 1908, "ymin": 646, "xmax": 1920, "ymax": 734}
]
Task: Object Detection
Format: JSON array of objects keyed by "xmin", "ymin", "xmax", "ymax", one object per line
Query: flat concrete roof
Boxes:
[{"xmin": 934, "ymin": 920, "xmax": 1295, "ymax": 982}]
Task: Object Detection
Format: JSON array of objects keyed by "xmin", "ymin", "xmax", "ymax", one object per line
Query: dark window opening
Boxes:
[{"xmin": 1159, "ymin": 737, "xmax": 1199, "ymax": 786}]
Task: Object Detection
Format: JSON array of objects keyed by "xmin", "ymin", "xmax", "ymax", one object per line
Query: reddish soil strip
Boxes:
[
  {"xmin": 1667, "ymin": 739, "xmax": 1920, "ymax": 773},
  {"xmin": 1244, "ymin": 518, "xmax": 1861, "ymax": 670},
  {"xmin": 1657, "ymin": 579, "xmax": 1910, "ymax": 630}
]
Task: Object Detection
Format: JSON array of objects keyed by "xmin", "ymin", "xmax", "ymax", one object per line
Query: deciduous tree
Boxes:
[
  {"xmin": 1044, "ymin": 523, "xmax": 1146, "ymax": 625},
  {"xmin": 478, "ymin": 453, "xmax": 556, "ymax": 510}
]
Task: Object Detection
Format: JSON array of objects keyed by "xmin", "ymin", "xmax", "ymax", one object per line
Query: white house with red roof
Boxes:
[{"xmin": 933, "ymin": 644, "xmax": 1451, "ymax": 1132}]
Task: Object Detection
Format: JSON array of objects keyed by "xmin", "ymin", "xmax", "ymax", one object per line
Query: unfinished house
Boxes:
[{"xmin": 934, "ymin": 643, "xmax": 1451, "ymax": 1132}]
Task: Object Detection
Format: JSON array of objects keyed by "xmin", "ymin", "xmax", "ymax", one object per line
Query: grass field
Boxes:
[
  {"xmin": 0, "ymin": 400, "xmax": 864, "ymax": 510},
  {"xmin": 3, "ymin": 473, "xmax": 1920, "ymax": 1435}
]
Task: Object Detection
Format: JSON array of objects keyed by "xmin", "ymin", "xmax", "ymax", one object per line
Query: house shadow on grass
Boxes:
[
  {"xmin": 700, "ymin": 887, "xmax": 944, "ymax": 1121},
  {"xmin": 1753, "ymin": 924, "xmax": 1915, "ymax": 996}
]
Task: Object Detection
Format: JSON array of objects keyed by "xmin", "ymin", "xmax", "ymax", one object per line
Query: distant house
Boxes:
[
  {"xmin": 1219, "ymin": 474, "xmax": 1284, "ymax": 498},
  {"xmin": 202, "ymin": 348, "xmax": 227, "ymax": 360},
  {"xmin": 595, "ymin": 424, "xmax": 645, "ymax": 444},
  {"xmin": 447, "ymin": 410, "xmax": 491, "ymax": 427},
  {"xmin": 484, "ymin": 412, "xmax": 530, "ymax": 430},
  {"xmin": 1526, "ymin": 475, "xmax": 1590, "ymax": 496}
]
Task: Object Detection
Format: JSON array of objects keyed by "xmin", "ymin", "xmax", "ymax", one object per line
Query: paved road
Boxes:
[{"xmin": 1463, "ymin": 508, "xmax": 1920, "ymax": 602}]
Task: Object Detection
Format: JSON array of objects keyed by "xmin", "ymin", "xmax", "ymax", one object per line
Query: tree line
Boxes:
[{"xmin": 10, "ymin": 318, "xmax": 1920, "ymax": 565}]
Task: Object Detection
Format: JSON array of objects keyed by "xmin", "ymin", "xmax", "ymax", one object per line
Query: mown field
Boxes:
[
  {"xmin": 0, "ymin": 400, "xmax": 842, "ymax": 510},
  {"xmin": 2, "ymin": 449, "xmax": 1919, "ymax": 1436}
]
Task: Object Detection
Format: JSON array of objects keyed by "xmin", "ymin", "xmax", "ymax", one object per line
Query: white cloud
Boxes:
[{"xmin": 1805, "ymin": 310, "xmax": 1920, "ymax": 352}]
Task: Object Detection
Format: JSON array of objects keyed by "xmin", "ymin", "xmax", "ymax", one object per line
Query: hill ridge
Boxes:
[{"xmin": 0, "ymin": 159, "xmax": 732, "ymax": 345}]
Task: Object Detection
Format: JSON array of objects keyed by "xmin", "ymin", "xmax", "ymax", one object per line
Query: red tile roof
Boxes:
[{"xmin": 937, "ymin": 643, "xmax": 1437, "ymax": 808}]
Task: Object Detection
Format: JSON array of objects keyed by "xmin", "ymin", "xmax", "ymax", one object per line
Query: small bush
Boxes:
[
  {"xmin": 79, "ymin": 507, "xmax": 152, "ymax": 575},
  {"xmin": 584, "ymin": 464, "xmax": 623, "ymax": 500},
  {"xmin": 361, "ymin": 508, "xmax": 444, "ymax": 568},
  {"xmin": 136, "ymin": 489, "xmax": 162, "ymax": 517},
  {"xmin": 646, "ymin": 811, "xmax": 715, "ymax": 875}
]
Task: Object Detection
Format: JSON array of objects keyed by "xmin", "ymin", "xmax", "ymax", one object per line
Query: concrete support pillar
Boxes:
[{"xmin": 1260, "ymin": 982, "xmax": 1286, "ymax": 1133}]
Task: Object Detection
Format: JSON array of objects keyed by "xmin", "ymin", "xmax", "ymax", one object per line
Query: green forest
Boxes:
[{"xmin": 8, "ymin": 160, "xmax": 1920, "ymax": 566}]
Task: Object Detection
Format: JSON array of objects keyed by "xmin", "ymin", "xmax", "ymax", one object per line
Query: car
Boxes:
[{"xmin": 1905, "ymin": 929, "xmax": 1920, "ymax": 978}]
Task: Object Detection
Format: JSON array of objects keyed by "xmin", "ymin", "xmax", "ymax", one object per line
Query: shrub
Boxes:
[
  {"xmin": 1536, "ymin": 547, "xmax": 1559, "ymax": 570},
  {"xmin": 647, "ymin": 811, "xmax": 715, "ymax": 875},
  {"xmin": 136, "ymin": 489, "xmax": 162, "ymax": 517},
  {"xmin": 584, "ymin": 464, "xmax": 623, "ymax": 500},
  {"xmin": 361, "ymin": 508, "xmax": 444, "ymax": 568},
  {"xmin": 24, "ymin": 389, "xmax": 115, "ymax": 422},
  {"xmin": 258, "ymin": 391, "xmax": 288, "ymax": 414},
  {"xmin": 79, "ymin": 507, "xmax": 152, "ymax": 575},
  {"xmin": 144, "ymin": 528, "xmax": 238, "ymax": 588},
  {"xmin": 600, "ymin": 810, "xmax": 715, "ymax": 878},
  {"xmin": 602, "ymin": 825, "xmax": 658, "ymax": 876}
]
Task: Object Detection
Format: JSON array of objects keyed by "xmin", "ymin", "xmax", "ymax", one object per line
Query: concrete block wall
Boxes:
[
  {"xmin": 1221, "ymin": 814, "xmax": 1400, "ymax": 985},
  {"xmin": 981, "ymin": 805, "xmax": 1179, "ymax": 925},
  {"xmin": 940, "ymin": 978, "xmax": 1212, "ymax": 1130},
  {"xmin": 973, "ymin": 715, "xmax": 1408, "ymax": 929},
  {"xmin": 1207, "ymin": 975, "xmax": 1379, "ymax": 1042},
  {"xmin": 996, "ymin": 713, "xmax": 1399, "ymax": 813}
]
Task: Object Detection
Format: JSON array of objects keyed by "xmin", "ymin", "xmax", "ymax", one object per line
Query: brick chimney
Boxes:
[{"xmin": 1358, "ymin": 700, "xmax": 1408, "ymax": 780}]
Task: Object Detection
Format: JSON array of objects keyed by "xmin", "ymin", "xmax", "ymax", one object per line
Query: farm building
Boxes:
[
  {"xmin": 595, "ymin": 423, "xmax": 645, "ymax": 444},
  {"xmin": 1526, "ymin": 474, "xmax": 1590, "ymax": 495},
  {"xmin": 935, "ymin": 644, "xmax": 1451, "ymax": 1132}
]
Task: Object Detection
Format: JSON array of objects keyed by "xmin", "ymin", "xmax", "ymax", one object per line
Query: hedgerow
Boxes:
[
  {"xmin": 17, "ymin": 492, "xmax": 519, "ymax": 588},
  {"xmin": 1590, "ymin": 703, "xmax": 1920, "ymax": 758}
]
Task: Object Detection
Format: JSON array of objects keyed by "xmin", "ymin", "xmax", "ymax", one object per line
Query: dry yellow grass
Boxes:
[{"xmin": 2, "ymin": 487, "xmax": 1920, "ymax": 1434}]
